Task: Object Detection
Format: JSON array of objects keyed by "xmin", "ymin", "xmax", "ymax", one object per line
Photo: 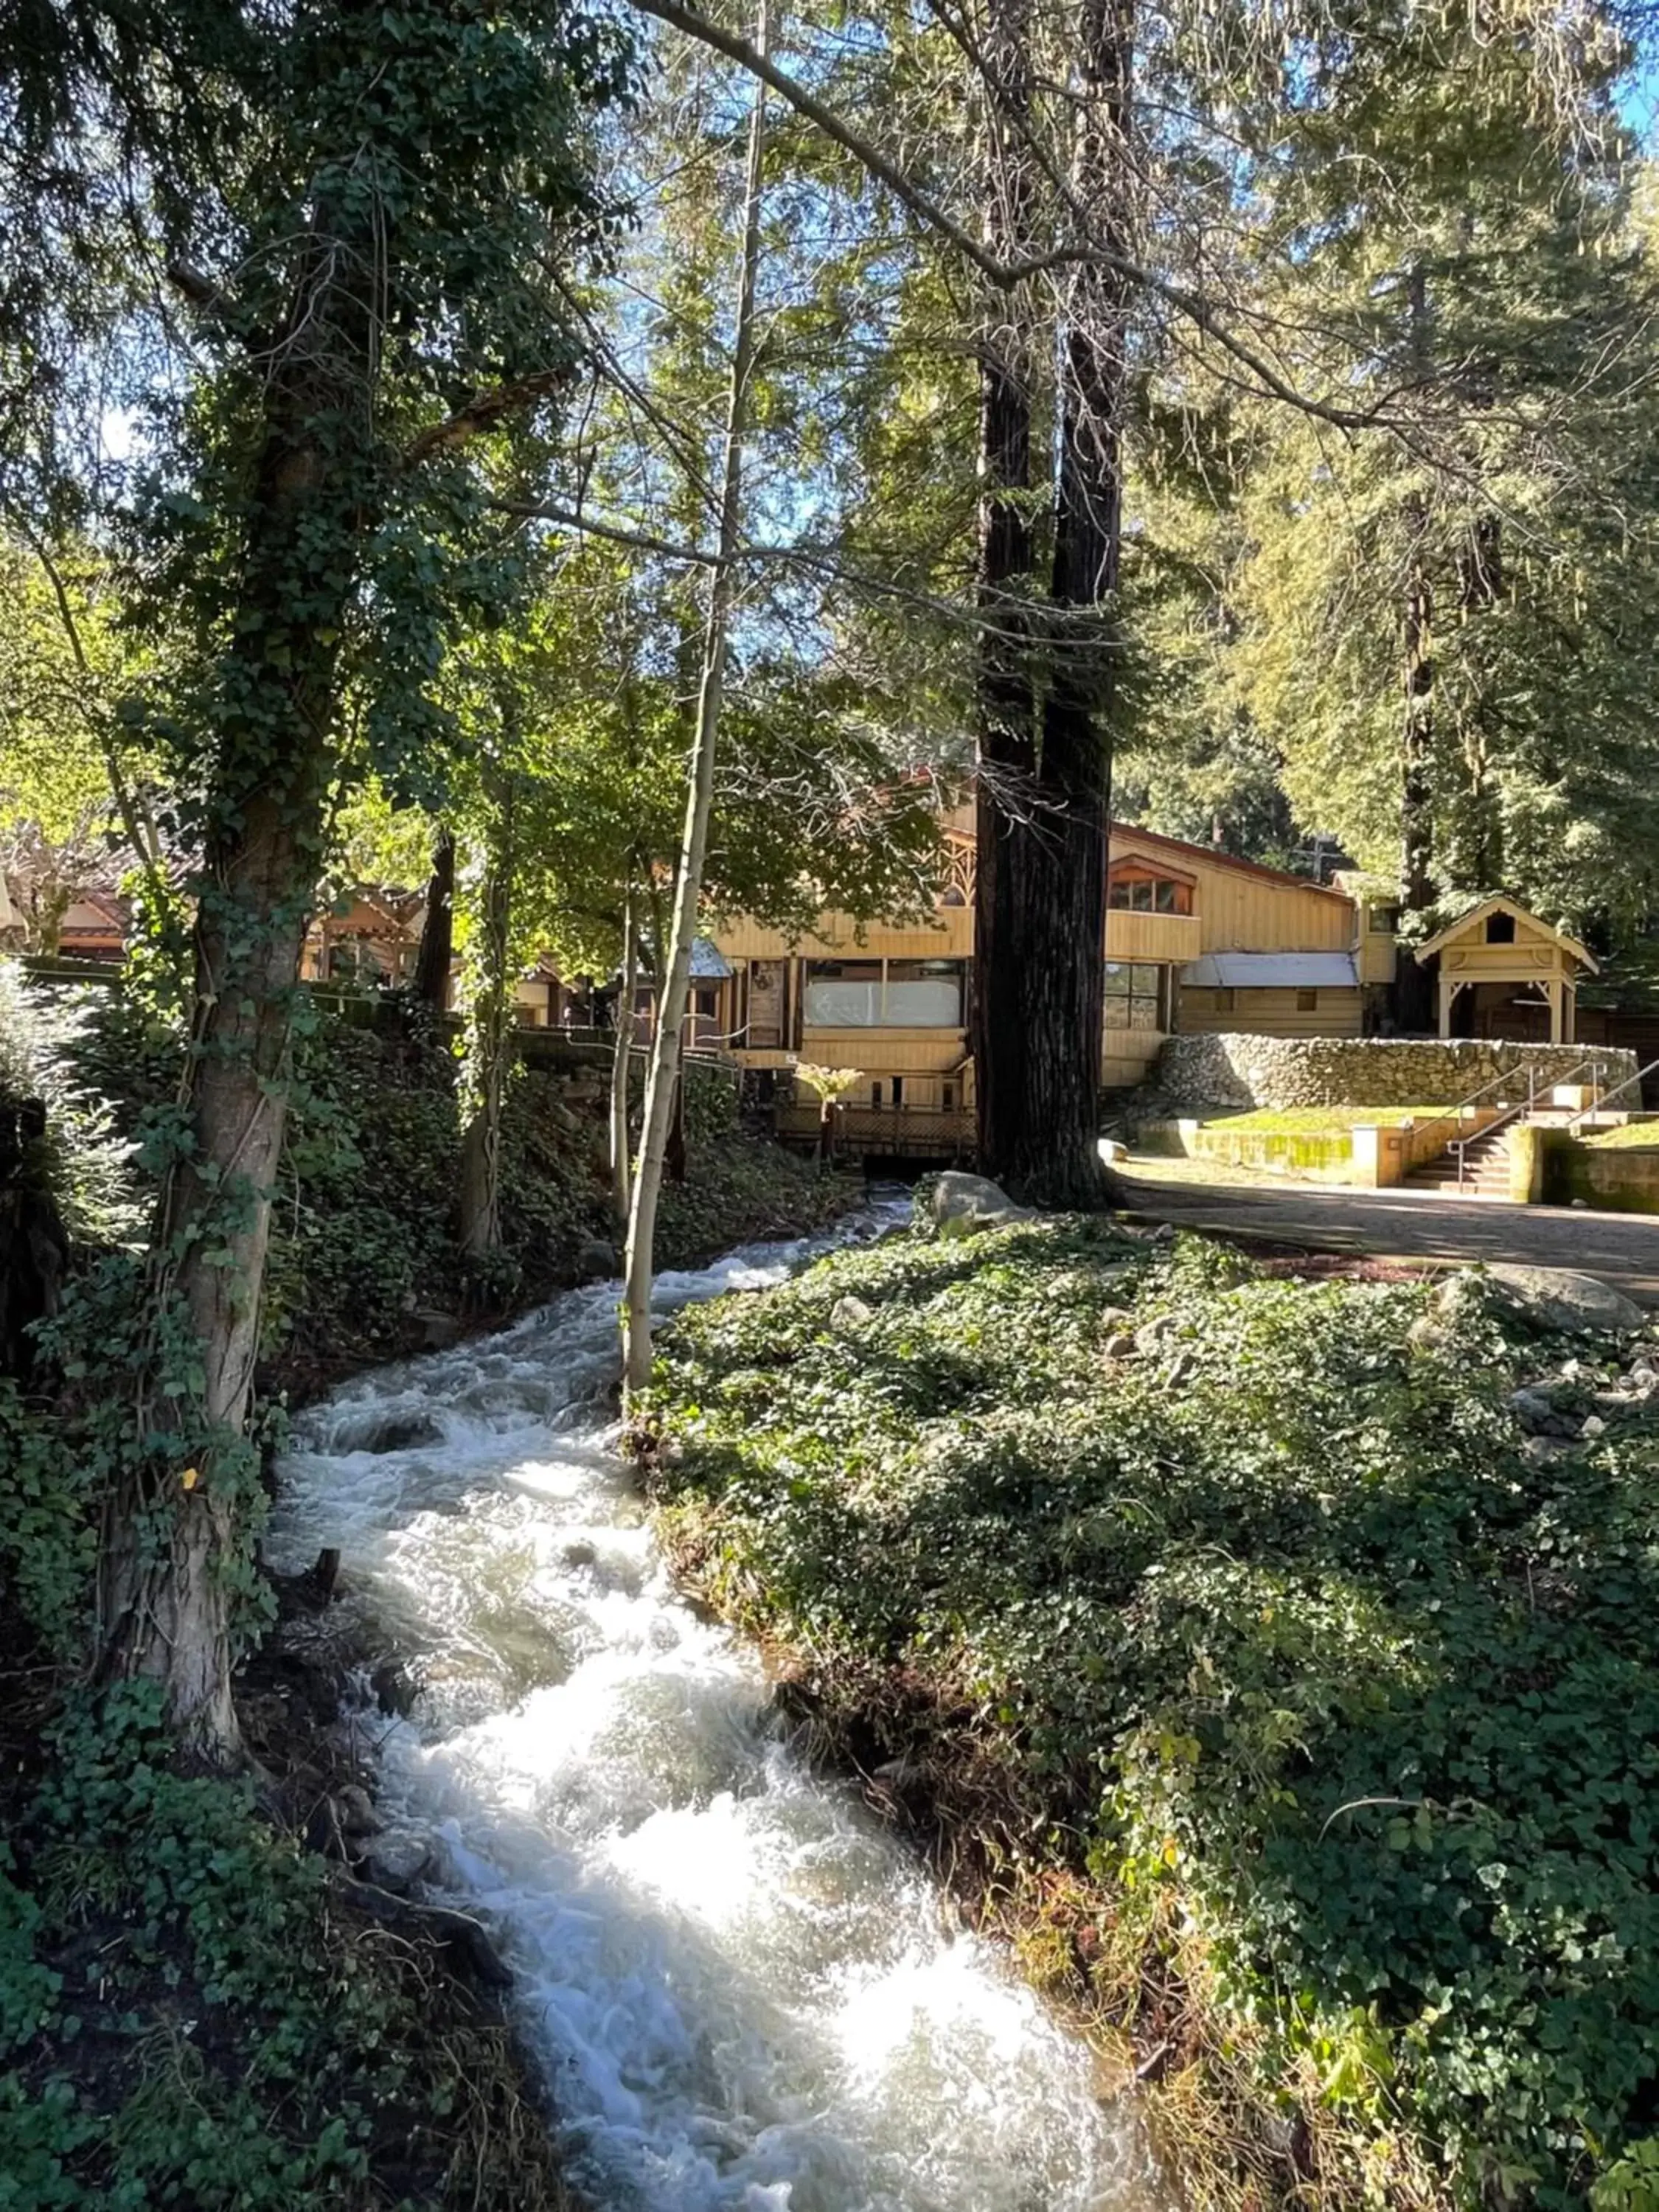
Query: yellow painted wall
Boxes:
[
  {"xmin": 1176, "ymin": 985, "xmax": 1364, "ymax": 1038},
  {"xmin": 799, "ymin": 1025, "xmax": 967, "ymax": 1076}
]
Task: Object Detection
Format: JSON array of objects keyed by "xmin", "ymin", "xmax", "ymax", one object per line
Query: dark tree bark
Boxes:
[
  {"xmin": 973, "ymin": 0, "xmax": 1132, "ymax": 1206},
  {"xmin": 1391, "ymin": 261, "xmax": 1437, "ymax": 1034},
  {"xmin": 412, "ymin": 827, "xmax": 456, "ymax": 1009},
  {"xmin": 1394, "ymin": 484, "xmax": 1436, "ymax": 1032},
  {"xmin": 970, "ymin": 0, "xmax": 1040, "ymax": 1192}
]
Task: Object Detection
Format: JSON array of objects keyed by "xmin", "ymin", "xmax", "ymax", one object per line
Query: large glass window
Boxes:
[
  {"xmin": 804, "ymin": 959, "xmax": 964, "ymax": 1028},
  {"xmin": 1103, "ymin": 961, "xmax": 1166, "ymax": 1032},
  {"xmin": 1108, "ymin": 870, "xmax": 1192, "ymax": 915}
]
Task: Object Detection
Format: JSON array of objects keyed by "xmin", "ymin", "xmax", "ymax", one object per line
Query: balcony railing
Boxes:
[
  {"xmin": 1104, "ymin": 909, "xmax": 1203, "ymax": 964},
  {"xmin": 776, "ymin": 1101, "xmax": 975, "ymax": 1160}
]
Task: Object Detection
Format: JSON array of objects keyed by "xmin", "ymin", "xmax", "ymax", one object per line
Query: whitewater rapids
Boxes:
[{"xmin": 268, "ymin": 1205, "xmax": 1164, "ymax": 2212}]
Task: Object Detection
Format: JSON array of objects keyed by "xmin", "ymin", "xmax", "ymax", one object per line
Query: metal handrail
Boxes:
[
  {"xmin": 1439, "ymin": 1054, "xmax": 1602, "ymax": 1188},
  {"xmin": 1561, "ymin": 1055, "xmax": 1659, "ymax": 1135}
]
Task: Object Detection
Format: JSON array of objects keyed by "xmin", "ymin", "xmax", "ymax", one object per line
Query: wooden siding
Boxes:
[
  {"xmin": 714, "ymin": 908, "xmax": 971, "ymax": 961},
  {"xmin": 1176, "ymin": 985, "xmax": 1364, "ymax": 1038},
  {"xmin": 1105, "ymin": 910, "xmax": 1203, "ymax": 964},
  {"xmin": 799, "ymin": 1024, "xmax": 968, "ymax": 1076},
  {"xmin": 1102, "ymin": 1032, "xmax": 1164, "ymax": 1089},
  {"xmin": 1110, "ymin": 830, "xmax": 1353, "ymax": 954}
]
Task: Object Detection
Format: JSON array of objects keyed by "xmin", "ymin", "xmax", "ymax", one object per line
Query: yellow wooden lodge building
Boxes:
[{"xmin": 678, "ymin": 811, "xmax": 1600, "ymax": 1153}]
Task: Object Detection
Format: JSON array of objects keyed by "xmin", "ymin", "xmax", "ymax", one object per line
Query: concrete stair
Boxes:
[{"xmin": 1402, "ymin": 1122, "xmax": 1514, "ymax": 1198}]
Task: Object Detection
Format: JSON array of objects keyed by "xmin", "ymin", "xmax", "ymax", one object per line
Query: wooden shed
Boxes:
[{"xmin": 1415, "ymin": 897, "xmax": 1596, "ymax": 1043}]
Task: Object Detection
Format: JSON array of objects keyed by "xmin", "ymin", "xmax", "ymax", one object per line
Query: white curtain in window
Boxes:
[{"xmin": 883, "ymin": 978, "xmax": 961, "ymax": 1026}]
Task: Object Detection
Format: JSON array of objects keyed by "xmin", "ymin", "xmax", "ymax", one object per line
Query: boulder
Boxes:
[
  {"xmin": 1102, "ymin": 1332, "xmax": 1137, "ymax": 1359},
  {"xmin": 830, "ymin": 1294, "xmax": 874, "ymax": 1332},
  {"xmin": 1484, "ymin": 1265, "xmax": 1647, "ymax": 1338},
  {"xmin": 576, "ymin": 1239, "xmax": 619, "ymax": 1281},
  {"xmin": 931, "ymin": 1172, "xmax": 1032, "ymax": 1239},
  {"xmin": 361, "ymin": 1829, "xmax": 432, "ymax": 1893},
  {"xmin": 334, "ymin": 1784, "xmax": 380, "ymax": 1837},
  {"xmin": 1099, "ymin": 1138, "xmax": 1129, "ymax": 1164},
  {"xmin": 1134, "ymin": 1314, "xmax": 1177, "ymax": 1357}
]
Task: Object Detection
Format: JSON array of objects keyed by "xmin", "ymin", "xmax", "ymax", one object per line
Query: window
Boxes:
[
  {"xmin": 869, "ymin": 1082, "xmax": 882, "ymax": 1107},
  {"xmin": 1104, "ymin": 961, "xmax": 1166, "ymax": 1032},
  {"xmin": 1368, "ymin": 905, "xmax": 1399, "ymax": 935},
  {"xmin": 803, "ymin": 959, "xmax": 964, "ymax": 1028},
  {"xmin": 891, "ymin": 1077, "xmax": 904, "ymax": 1106},
  {"xmin": 942, "ymin": 1082, "xmax": 956, "ymax": 1110},
  {"xmin": 1485, "ymin": 911, "xmax": 1517, "ymax": 945},
  {"xmin": 804, "ymin": 961, "xmax": 883, "ymax": 1026},
  {"xmin": 1108, "ymin": 867, "xmax": 1193, "ymax": 914},
  {"xmin": 1296, "ymin": 988, "xmax": 1318, "ymax": 1012}
]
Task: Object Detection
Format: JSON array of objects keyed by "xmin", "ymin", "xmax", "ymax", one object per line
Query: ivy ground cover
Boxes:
[{"xmin": 647, "ymin": 1216, "xmax": 1659, "ymax": 2210}]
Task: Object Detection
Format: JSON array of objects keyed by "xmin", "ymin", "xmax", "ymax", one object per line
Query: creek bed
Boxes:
[{"xmin": 269, "ymin": 1206, "xmax": 1162, "ymax": 2212}]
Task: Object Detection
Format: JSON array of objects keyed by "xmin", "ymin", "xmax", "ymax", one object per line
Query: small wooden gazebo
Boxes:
[{"xmin": 1415, "ymin": 896, "xmax": 1598, "ymax": 1043}]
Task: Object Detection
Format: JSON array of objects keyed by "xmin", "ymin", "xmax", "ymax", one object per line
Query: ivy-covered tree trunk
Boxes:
[
  {"xmin": 97, "ymin": 183, "xmax": 371, "ymax": 1764},
  {"xmin": 413, "ymin": 827, "xmax": 456, "ymax": 1009},
  {"xmin": 1394, "ymin": 484, "xmax": 1436, "ymax": 1032}
]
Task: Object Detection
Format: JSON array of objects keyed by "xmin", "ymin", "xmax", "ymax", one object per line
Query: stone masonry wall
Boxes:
[{"xmin": 1156, "ymin": 1033, "xmax": 1638, "ymax": 1113}]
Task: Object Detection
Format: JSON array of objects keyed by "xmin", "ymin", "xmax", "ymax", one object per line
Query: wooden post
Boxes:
[
  {"xmin": 1548, "ymin": 975, "xmax": 1565, "ymax": 1044},
  {"xmin": 1437, "ymin": 973, "xmax": 1454, "ymax": 1037}
]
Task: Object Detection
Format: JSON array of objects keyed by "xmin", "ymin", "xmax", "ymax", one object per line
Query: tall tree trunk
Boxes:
[
  {"xmin": 622, "ymin": 0, "xmax": 768, "ymax": 1399},
  {"xmin": 1392, "ymin": 261, "xmax": 1436, "ymax": 1033},
  {"xmin": 1394, "ymin": 484, "xmax": 1436, "ymax": 1031},
  {"xmin": 459, "ymin": 777, "xmax": 516, "ymax": 1268},
  {"xmin": 413, "ymin": 827, "xmax": 456, "ymax": 1009},
  {"xmin": 97, "ymin": 195, "xmax": 375, "ymax": 1761},
  {"xmin": 610, "ymin": 888, "xmax": 636, "ymax": 1238},
  {"xmin": 1020, "ymin": 0, "xmax": 1133, "ymax": 1207},
  {"xmin": 971, "ymin": 0, "xmax": 1040, "ymax": 1192}
]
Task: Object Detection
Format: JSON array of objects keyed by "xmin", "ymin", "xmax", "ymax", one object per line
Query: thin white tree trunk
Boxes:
[
  {"xmin": 610, "ymin": 888, "xmax": 637, "ymax": 1237},
  {"xmin": 622, "ymin": 0, "xmax": 768, "ymax": 1398}
]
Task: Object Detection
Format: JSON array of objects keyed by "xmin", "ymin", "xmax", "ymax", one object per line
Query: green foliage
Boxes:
[
  {"xmin": 651, "ymin": 1219, "xmax": 1659, "ymax": 2205},
  {"xmin": 0, "ymin": 1684, "xmax": 559, "ymax": 2211},
  {"xmin": 0, "ymin": 963, "xmax": 144, "ymax": 1248}
]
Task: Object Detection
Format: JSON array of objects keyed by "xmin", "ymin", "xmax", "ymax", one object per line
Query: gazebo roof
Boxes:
[{"xmin": 1413, "ymin": 895, "xmax": 1597, "ymax": 974}]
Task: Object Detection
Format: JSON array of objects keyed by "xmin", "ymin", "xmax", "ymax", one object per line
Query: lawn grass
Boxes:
[
  {"xmin": 1195, "ymin": 1106, "xmax": 1453, "ymax": 1134},
  {"xmin": 647, "ymin": 1215, "xmax": 1659, "ymax": 2211},
  {"xmin": 1582, "ymin": 1117, "xmax": 1659, "ymax": 1150}
]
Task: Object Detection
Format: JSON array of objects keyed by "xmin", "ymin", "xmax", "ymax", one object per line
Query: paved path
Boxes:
[{"xmin": 1117, "ymin": 1172, "xmax": 1659, "ymax": 1308}]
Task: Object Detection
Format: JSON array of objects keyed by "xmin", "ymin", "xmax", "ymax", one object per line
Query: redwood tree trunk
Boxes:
[
  {"xmin": 1023, "ymin": 0, "xmax": 1131, "ymax": 1207},
  {"xmin": 971, "ymin": 0, "xmax": 1040, "ymax": 1192}
]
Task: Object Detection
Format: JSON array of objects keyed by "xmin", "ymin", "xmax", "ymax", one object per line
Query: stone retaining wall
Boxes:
[{"xmin": 1157, "ymin": 1034, "xmax": 1638, "ymax": 1112}]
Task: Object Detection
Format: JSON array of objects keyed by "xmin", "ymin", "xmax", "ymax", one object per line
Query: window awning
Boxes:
[
  {"xmin": 1183, "ymin": 952, "xmax": 1359, "ymax": 990},
  {"xmin": 689, "ymin": 936, "xmax": 733, "ymax": 980}
]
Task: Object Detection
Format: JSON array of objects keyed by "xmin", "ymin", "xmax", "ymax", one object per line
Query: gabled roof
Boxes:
[
  {"xmin": 1414, "ymin": 895, "xmax": 1597, "ymax": 972},
  {"xmin": 949, "ymin": 812, "xmax": 1357, "ymax": 904},
  {"xmin": 1109, "ymin": 822, "xmax": 1355, "ymax": 902},
  {"xmin": 1184, "ymin": 952, "xmax": 1360, "ymax": 990}
]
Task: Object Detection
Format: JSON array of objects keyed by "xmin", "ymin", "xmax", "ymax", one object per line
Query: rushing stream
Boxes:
[{"xmin": 269, "ymin": 1206, "xmax": 1164, "ymax": 2212}]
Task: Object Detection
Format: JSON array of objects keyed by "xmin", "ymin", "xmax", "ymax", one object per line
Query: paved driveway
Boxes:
[{"xmin": 1116, "ymin": 1172, "xmax": 1659, "ymax": 1309}]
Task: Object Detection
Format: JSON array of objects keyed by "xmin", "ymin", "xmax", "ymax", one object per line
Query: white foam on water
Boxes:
[{"xmin": 271, "ymin": 1203, "xmax": 1164, "ymax": 2212}]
